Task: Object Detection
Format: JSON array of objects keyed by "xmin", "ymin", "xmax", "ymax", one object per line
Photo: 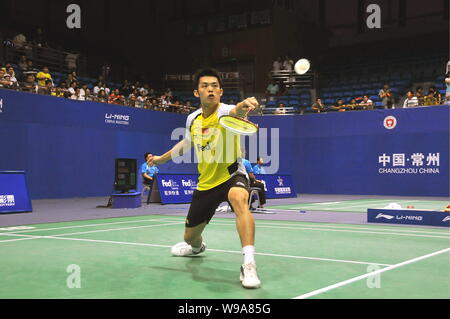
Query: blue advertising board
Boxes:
[
  {"xmin": 254, "ymin": 174, "xmax": 296, "ymax": 199},
  {"xmin": 0, "ymin": 171, "xmax": 33, "ymax": 214},
  {"xmin": 151, "ymin": 173, "xmax": 296, "ymax": 204},
  {"xmin": 367, "ymin": 208, "xmax": 449, "ymax": 227}
]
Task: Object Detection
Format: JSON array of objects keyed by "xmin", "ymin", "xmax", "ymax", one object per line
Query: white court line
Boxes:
[
  {"xmin": 5, "ymin": 217, "xmax": 178, "ymax": 234},
  {"xmin": 1, "ymin": 216, "xmax": 448, "ymax": 240},
  {"xmin": 293, "ymin": 247, "xmax": 450, "ymax": 299},
  {"xmin": 0, "ymin": 232, "xmax": 392, "ymax": 266}
]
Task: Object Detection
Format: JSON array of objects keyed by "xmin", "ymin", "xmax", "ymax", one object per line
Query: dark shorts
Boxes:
[{"xmin": 185, "ymin": 175, "xmax": 249, "ymax": 228}]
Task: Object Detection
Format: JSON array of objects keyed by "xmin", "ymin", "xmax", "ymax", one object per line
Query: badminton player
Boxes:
[{"xmin": 148, "ymin": 68, "xmax": 261, "ymax": 288}]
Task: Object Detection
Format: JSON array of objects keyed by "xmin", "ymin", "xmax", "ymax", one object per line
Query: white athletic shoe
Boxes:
[
  {"xmin": 171, "ymin": 241, "xmax": 207, "ymax": 257},
  {"xmin": 240, "ymin": 263, "xmax": 261, "ymax": 289}
]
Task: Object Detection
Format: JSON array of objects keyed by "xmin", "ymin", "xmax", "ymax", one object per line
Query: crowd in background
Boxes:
[{"xmin": 0, "ymin": 58, "xmax": 197, "ymax": 114}]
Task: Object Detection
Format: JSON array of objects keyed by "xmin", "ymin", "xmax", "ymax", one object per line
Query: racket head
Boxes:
[{"xmin": 219, "ymin": 115, "xmax": 258, "ymax": 136}]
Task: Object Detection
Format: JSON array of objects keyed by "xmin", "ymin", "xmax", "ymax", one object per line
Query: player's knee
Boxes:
[{"xmin": 229, "ymin": 189, "xmax": 249, "ymax": 207}]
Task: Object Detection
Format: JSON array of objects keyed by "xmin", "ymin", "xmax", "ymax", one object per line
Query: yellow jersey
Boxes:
[{"xmin": 185, "ymin": 103, "xmax": 247, "ymax": 191}]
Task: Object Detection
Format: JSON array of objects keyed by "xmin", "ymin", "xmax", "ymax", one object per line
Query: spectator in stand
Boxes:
[
  {"xmin": 347, "ymin": 98, "xmax": 358, "ymax": 110},
  {"xmin": 265, "ymin": 79, "xmax": 279, "ymax": 98},
  {"xmin": 445, "ymin": 73, "xmax": 450, "ymax": 105},
  {"xmin": 39, "ymin": 79, "xmax": 53, "ymax": 95},
  {"xmin": 94, "ymin": 81, "xmax": 110, "ymax": 95},
  {"xmin": 273, "ymin": 103, "xmax": 286, "ymax": 114},
  {"xmin": 415, "ymin": 86, "xmax": 424, "ymax": 106},
  {"xmin": 283, "ymin": 55, "xmax": 295, "ymax": 82},
  {"xmin": 85, "ymin": 88, "xmax": 93, "ymax": 101},
  {"xmin": 272, "ymin": 57, "xmax": 283, "ymax": 73},
  {"xmin": 2, "ymin": 73, "xmax": 19, "ymax": 90},
  {"xmin": 136, "ymin": 92, "xmax": 146, "ymax": 108},
  {"xmin": 128, "ymin": 94, "xmax": 137, "ymax": 107},
  {"xmin": 36, "ymin": 67, "xmax": 52, "ymax": 87},
  {"xmin": 359, "ymin": 95, "xmax": 373, "ymax": 110},
  {"xmin": 402, "ymin": 90, "xmax": 419, "ymax": 108},
  {"xmin": 331, "ymin": 98, "xmax": 345, "ymax": 112},
  {"xmin": 5, "ymin": 66, "xmax": 19, "ymax": 87},
  {"xmin": 22, "ymin": 60, "xmax": 39, "ymax": 79},
  {"xmin": 79, "ymin": 83, "xmax": 88, "ymax": 101},
  {"xmin": 12, "ymin": 32, "xmax": 27, "ymax": 49},
  {"xmin": 51, "ymin": 87, "xmax": 64, "ymax": 98},
  {"xmin": 429, "ymin": 86, "xmax": 441, "ymax": 105},
  {"xmin": 97, "ymin": 89, "xmax": 108, "ymax": 103},
  {"xmin": 379, "ymin": 83, "xmax": 394, "ymax": 109},
  {"xmin": 423, "ymin": 90, "xmax": 439, "ymax": 106},
  {"xmin": 69, "ymin": 87, "xmax": 79, "ymax": 100},
  {"xmin": 68, "ymin": 81, "xmax": 78, "ymax": 98},
  {"xmin": 108, "ymin": 89, "xmax": 125, "ymax": 105},
  {"xmin": 0, "ymin": 72, "xmax": 13, "ymax": 89},
  {"xmin": 17, "ymin": 55, "xmax": 28, "ymax": 70},
  {"xmin": 64, "ymin": 73, "xmax": 75, "ymax": 87},
  {"xmin": 21, "ymin": 74, "xmax": 38, "ymax": 93},
  {"xmin": 121, "ymin": 80, "xmax": 133, "ymax": 97},
  {"xmin": 311, "ymin": 98, "xmax": 325, "ymax": 113},
  {"xmin": 58, "ymin": 82, "xmax": 70, "ymax": 98}
]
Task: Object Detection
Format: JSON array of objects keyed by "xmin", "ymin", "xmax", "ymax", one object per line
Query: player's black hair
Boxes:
[
  {"xmin": 193, "ymin": 68, "xmax": 223, "ymax": 89},
  {"xmin": 144, "ymin": 152, "xmax": 152, "ymax": 160}
]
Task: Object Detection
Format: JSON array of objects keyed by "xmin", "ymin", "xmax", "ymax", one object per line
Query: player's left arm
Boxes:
[{"xmin": 230, "ymin": 97, "xmax": 259, "ymax": 118}]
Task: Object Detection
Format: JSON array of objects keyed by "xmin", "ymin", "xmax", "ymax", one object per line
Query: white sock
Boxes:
[{"xmin": 242, "ymin": 245, "xmax": 255, "ymax": 264}]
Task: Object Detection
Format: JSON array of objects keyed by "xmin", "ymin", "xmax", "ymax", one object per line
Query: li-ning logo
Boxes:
[
  {"xmin": 0, "ymin": 195, "xmax": 15, "ymax": 207},
  {"xmin": 277, "ymin": 176, "xmax": 284, "ymax": 186},
  {"xmin": 376, "ymin": 213, "xmax": 394, "ymax": 220},
  {"xmin": 442, "ymin": 216, "xmax": 450, "ymax": 222},
  {"xmin": 105, "ymin": 113, "xmax": 130, "ymax": 125}
]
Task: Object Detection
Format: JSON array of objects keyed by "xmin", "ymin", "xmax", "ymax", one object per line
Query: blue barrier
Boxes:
[
  {"xmin": 150, "ymin": 174, "xmax": 297, "ymax": 204},
  {"xmin": 367, "ymin": 208, "xmax": 450, "ymax": 227},
  {"xmin": 0, "ymin": 171, "xmax": 32, "ymax": 213},
  {"xmin": 0, "ymin": 89, "xmax": 448, "ymax": 198}
]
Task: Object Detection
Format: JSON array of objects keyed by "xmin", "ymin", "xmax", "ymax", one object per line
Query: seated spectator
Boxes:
[
  {"xmin": 68, "ymin": 81, "xmax": 78, "ymax": 97},
  {"xmin": 85, "ymin": 88, "xmax": 93, "ymax": 101},
  {"xmin": 97, "ymin": 89, "xmax": 108, "ymax": 103},
  {"xmin": 0, "ymin": 71, "xmax": 14, "ymax": 89},
  {"xmin": 359, "ymin": 95, "xmax": 373, "ymax": 109},
  {"xmin": 36, "ymin": 67, "xmax": 53, "ymax": 87},
  {"xmin": 17, "ymin": 55, "xmax": 28, "ymax": 70},
  {"xmin": 20, "ymin": 74, "xmax": 38, "ymax": 93},
  {"xmin": 121, "ymin": 80, "xmax": 133, "ymax": 97},
  {"xmin": 108, "ymin": 89, "xmax": 125, "ymax": 105},
  {"xmin": 64, "ymin": 73, "xmax": 75, "ymax": 87},
  {"xmin": 93, "ymin": 81, "xmax": 110, "ymax": 95},
  {"xmin": 331, "ymin": 98, "xmax": 345, "ymax": 111},
  {"xmin": 272, "ymin": 57, "xmax": 283, "ymax": 73},
  {"xmin": 51, "ymin": 87, "xmax": 65, "ymax": 98},
  {"xmin": 347, "ymin": 98, "xmax": 358, "ymax": 110},
  {"xmin": 415, "ymin": 86, "xmax": 424, "ymax": 106},
  {"xmin": 22, "ymin": 60, "xmax": 39, "ymax": 79},
  {"xmin": 128, "ymin": 94, "xmax": 138, "ymax": 107},
  {"xmin": 429, "ymin": 86, "xmax": 441, "ymax": 104},
  {"xmin": 79, "ymin": 83, "xmax": 88, "ymax": 101},
  {"xmin": 38, "ymin": 79, "xmax": 53, "ymax": 95},
  {"xmin": 311, "ymin": 98, "xmax": 325, "ymax": 113},
  {"xmin": 69, "ymin": 87, "xmax": 80, "ymax": 100},
  {"xmin": 402, "ymin": 90, "xmax": 419, "ymax": 108},
  {"xmin": 58, "ymin": 82, "xmax": 70, "ymax": 98},
  {"xmin": 265, "ymin": 79, "xmax": 279, "ymax": 98},
  {"xmin": 12, "ymin": 33, "xmax": 27, "ymax": 49},
  {"xmin": 378, "ymin": 83, "xmax": 394, "ymax": 109},
  {"xmin": 136, "ymin": 92, "xmax": 147, "ymax": 108},
  {"xmin": 273, "ymin": 103, "xmax": 286, "ymax": 114},
  {"xmin": 423, "ymin": 90, "xmax": 439, "ymax": 106},
  {"xmin": 5, "ymin": 66, "xmax": 19, "ymax": 88},
  {"xmin": 445, "ymin": 73, "xmax": 450, "ymax": 105}
]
